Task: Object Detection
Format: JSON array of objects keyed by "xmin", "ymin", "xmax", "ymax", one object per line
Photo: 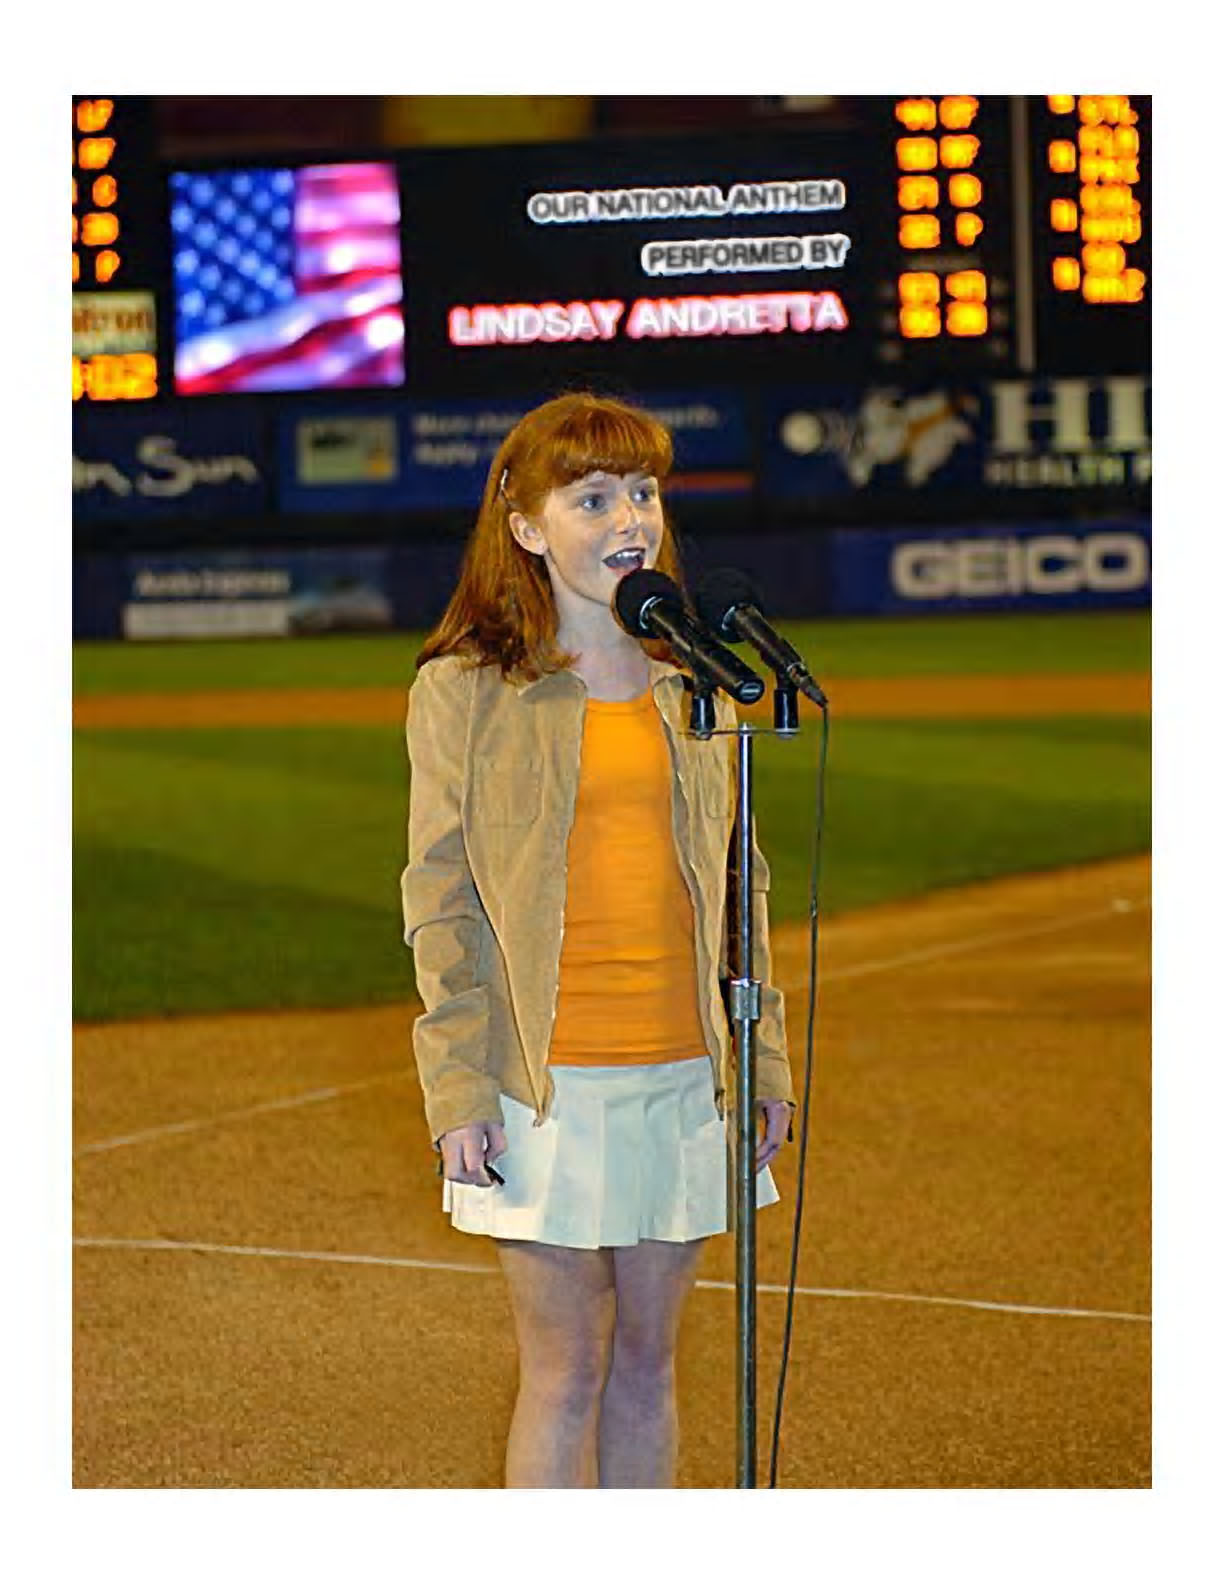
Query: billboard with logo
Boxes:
[
  {"xmin": 73, "ymin": 405, "xmax": 270, "ymax": 521},
  {"xmin": 826, "ymin": 516, "xmax": 1150, "ymax": 614},
  {"xmin": 118, "ymin": 547, "xmax": 393, "ymax": 639},
  {"xmin": 276, "ymin": 388, "xmax": 750, "ymax": 514},
  {"xmin": 763, "ymin": 376, "xmax": 1151, "ymax": 502}
]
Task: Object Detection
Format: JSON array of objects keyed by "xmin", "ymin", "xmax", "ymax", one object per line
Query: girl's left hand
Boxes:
[{"xmin": 756, "ymin": 1099, "xmax": 793, "ymax": 1171}]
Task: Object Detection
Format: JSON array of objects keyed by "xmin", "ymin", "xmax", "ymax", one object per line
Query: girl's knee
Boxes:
[
  {"xmin": 609, "ymin": 1328, "xmax": 677, "ymax": 1390},
  {"xmin": 520, "ymin": 1338, "xmax": 612, "ymax": 1415}
]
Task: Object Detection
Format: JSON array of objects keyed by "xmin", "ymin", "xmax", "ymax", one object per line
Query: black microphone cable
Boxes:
[{"xmin": 768, "ymin": 695, "xmax": 831, "ymax": 1488}]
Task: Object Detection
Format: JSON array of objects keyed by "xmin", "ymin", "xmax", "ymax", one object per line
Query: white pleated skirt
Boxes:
[{"xmin": 442, "ymin": 1056, "xmax": 779, "ymax": 1249}]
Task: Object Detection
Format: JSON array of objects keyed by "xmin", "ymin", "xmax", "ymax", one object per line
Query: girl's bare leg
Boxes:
[
  {"xmin": 598, "ymin": 1237, "xmax": 705, "ymax": 1488},
  {"xmin": 495, "ymin": 1239, "xmax": 616, "ymax": 1488}
]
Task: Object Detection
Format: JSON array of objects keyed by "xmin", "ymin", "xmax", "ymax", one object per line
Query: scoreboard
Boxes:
[
  {"xmin": 1029, "ymin": 94, "xmax": 1151, "ymax": 374},
  {"xmin": 72, "ymin": 96, "xmax": 167, "ymax": 402},
  {"xmin": 70, "ymin": 95, "xmax": 1151, "ymax": 405},
  {"xmin": 887, "ymin": 95, "xmax": 1006, "ymax": 356}
]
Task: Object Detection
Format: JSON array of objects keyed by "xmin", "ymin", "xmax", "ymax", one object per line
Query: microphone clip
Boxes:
[
  {"xmin": 685, "ymin": 665, "xmax": 717, "ymax": 738},
  {"xmin": 773, "ymin": 679, "xmax": 800, "ymax": 734}
]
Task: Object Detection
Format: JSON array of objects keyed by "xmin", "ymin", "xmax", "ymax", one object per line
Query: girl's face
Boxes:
[{"xmin": 509, "ymin": 468, "xmax": 665, "ymax": 636}]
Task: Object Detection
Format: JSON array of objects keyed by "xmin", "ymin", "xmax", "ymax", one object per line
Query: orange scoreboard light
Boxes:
[
  {"xmin": 1031, "ymin": 94, "xmax": 1150, "ymax": 373},
  {"xmin": 1045, "ymin": 95, "xmax": 1144, "ymax": 302},
  {"xmin": 881, "ymin": 94, "xmax": 1148, "ymax": 375},
  {"xmin": 885, "ymin": 95, "xmax": 1008, "ymax": 364},
  {"xmin": 72, "ymin": 96, "xmax": 161, "ymax": 401}
]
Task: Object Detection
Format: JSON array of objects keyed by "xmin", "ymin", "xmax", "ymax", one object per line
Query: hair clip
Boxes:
[{"xmin": 498, "ymin": 467, "xmax": 509, "ymax": 498}]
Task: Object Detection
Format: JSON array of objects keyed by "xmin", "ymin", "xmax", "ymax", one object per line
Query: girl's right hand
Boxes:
[{"xmin": 440, "ymin": 1120, "xmax": 508, "ymax": 1187}]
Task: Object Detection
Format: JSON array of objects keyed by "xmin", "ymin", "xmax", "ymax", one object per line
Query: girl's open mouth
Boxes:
[{"xmin": 603, "ymin": 549, "xmax": 646, "ymax": 573}]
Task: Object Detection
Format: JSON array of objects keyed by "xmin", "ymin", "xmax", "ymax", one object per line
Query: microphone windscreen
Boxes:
[
  {"xmin": 693, "ymin": 567, "xmax": 765, "ymax": 639},
  {"xmin": 613, "ymin": 567, "xmax": 683, "ymax": 636}
]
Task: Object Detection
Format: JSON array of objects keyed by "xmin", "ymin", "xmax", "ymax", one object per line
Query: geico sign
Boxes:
[{"xmin": 891, "ymin": 533, "xmax": 1149, "ymax": 599}]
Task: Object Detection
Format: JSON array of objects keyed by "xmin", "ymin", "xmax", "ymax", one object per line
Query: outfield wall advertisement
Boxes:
[
  {"xmin": 276, "ymin": 389, "xmax": 750, "ymax": 514},
  {"xmin": 73, "ymin": 513, "xmax": 1150, "ymax": 640},
  {"xmin": 73, "ymin": 406, "xmax": 270, "ymax": 522},
  {"xmin": 72, "ymin": 377, "xmax": 1147, "ymax": 529},
  {"xmin": 825, "ymin": 517, "xmax": 1151, "ymax": 615},
  {"xmin": 763, "ymin": 376, "xmax": 1151, "ymax": 500},
  {"xmin": 277, "ymin": 397, "xmax": 534, "ymax": 514},
  {"xmin": 115, "ymin": 548, "xmax": 394, "ymax": 640}
]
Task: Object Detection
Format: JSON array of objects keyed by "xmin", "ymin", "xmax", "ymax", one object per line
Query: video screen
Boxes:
[
  {"xmin": 393, "ymin": 114, "xmax": 1029, "ymax": 396},
  {"xmin": 170, "ymin": 161, "xmax": 404, "ymax": 395},
  {"xmin": 398, "ymin": 133, "xmax": 877, "ymax": 395}
]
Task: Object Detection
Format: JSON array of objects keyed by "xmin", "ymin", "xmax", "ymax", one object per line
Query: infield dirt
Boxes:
[{"xmin": 73, "ymin": 671, "xmax": 1150, "ymax": 729}]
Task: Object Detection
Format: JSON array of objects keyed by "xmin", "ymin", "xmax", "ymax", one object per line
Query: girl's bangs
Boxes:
[{"xmin": 544, "ymin": 407, "xmax": 673, "ymax": 487}]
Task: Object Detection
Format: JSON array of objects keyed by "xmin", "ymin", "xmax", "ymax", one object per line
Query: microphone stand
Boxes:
[{"xmin": 688, "ymin": 666, "xmax": 801, "ymax": 1487}]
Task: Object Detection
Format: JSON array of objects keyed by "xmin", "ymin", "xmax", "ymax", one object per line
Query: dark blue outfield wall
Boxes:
[
  {"xmin": 819, "ymin": 516, "xmax": 1150, "ymax": 616},
  {"xmin": 73, "ymin": 514, "xmax": 1151, "ymax": 642}
]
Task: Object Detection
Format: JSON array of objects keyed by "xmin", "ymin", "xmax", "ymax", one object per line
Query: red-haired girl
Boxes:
[{"xmin": 402, "ymin": 391, "xmax": 794, "ymax": 1487}]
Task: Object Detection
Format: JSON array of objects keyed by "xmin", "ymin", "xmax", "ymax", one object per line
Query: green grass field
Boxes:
[
  {"xmin": 73, "ymin": 612, "xmax": 1150, "ymax": 1022},
  {"xmin": 73, "ymin": 610, "xmax": 1150, "ymax": 694}
]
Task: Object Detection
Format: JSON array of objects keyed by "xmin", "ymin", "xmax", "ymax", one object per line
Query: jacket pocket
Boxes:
[{"xmin": 469, "ymin": 754, "xmax": 543, "ymax": 826}]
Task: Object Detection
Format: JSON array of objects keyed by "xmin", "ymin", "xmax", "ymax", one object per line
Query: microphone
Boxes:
[
  {"xmin": 694, "ymin": 568, "xmax": 828, "ymax": 708},
  {"xmin": 614, "ymin": 568, "xmax": 765, "ymax": 704}
]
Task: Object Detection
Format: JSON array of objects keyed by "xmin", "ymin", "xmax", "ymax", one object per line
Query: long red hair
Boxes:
[{"xmin": 415, "ymin": 392, "xmax": 687, "ymax": 679}]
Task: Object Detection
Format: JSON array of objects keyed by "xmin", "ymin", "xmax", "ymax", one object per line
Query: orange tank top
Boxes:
[{"xmin": 548, "ymin": 688, "xmax": 710, "ymax": 1067}]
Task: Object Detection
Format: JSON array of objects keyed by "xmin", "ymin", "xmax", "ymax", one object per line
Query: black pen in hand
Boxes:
[{"xmin": 437, "ymin": 1159, "xmax": 503, "ymax": 1184}]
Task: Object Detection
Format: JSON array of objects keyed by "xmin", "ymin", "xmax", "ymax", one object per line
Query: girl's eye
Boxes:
[
  {"xmin": 634, "ymin": 484, "xmax": 658, "ymax": 504},
  {"xmin": 580, "ymin": 494, "xmax": 605, "ymax": 511}
]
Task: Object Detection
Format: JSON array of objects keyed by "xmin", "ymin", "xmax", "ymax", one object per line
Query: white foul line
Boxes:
[
  {"xmin": 72, "ymin": 1236, "xmax": 1151, "ymax": 1325},
  {"xmin": 816, "ymin": 896, "xmax": 1149, "ymax": 985},
  {"xmin": 74, "ymin": 1072, "xmax": 412, "ymax": 1157},
  {"xmin": 74, "ymin": 892, "xmax": 1149, "ymax": 1159}
]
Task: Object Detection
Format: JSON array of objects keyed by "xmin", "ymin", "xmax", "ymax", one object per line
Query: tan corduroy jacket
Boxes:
[{"xmin": 401, "ymin": 649, "xmax": 794, "ymax": 1145}]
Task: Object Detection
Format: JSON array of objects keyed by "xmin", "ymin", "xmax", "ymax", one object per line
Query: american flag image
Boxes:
[{"xmin": 171, "ymin": 163, "xmax": 405, "ymax": 395}]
